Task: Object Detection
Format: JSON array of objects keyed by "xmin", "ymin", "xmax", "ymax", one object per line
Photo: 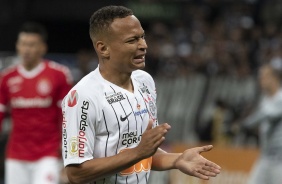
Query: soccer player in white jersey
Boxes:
[
  {"xmin": 242, "ymin": 64, "xmax": 282, "ymax": 184},
  {"xmin": 62, "ymin": 5, "xmax": 221, "ymax": 184}
]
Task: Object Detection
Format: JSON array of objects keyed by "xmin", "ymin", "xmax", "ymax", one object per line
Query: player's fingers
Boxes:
[
  {"xmin": 198, "ymin": 169, "xmax": 217, "ymax": 177},
  {"xmin": 192, "ymin": 170, "xmax": 210, "ymax": 180},
  {"xmin": 204, "ymin": 161, "xmax": 221, "ymax": 171},
  {"xmin": 202, "ymin": 165, "xmax": 221, "ymax": 175},
  {"xmin": 153, "ymin": 136, "xmax": 165, "ymax": 148},
  {"xmin": 159, "ymin": 122, "xmax": 171, "ymax": 130},
  {"xmin": 197, "ymin": 145, "xmax": 213, "ymax": 153},
  {"xmin": 146, "ymin": 119, "xmax": 154, "ymax": 131}
]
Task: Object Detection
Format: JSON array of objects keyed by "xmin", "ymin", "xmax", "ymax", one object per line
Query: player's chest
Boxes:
[
  {"xmin": 101, "ymin": 86, "xmax": 157, "ymax": 132},
  {"xmin": 6, "ymin": 74, "xmax": 56, "ymax": 98}
]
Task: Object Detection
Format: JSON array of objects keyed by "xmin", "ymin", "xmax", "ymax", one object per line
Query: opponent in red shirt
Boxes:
[{"xmin": 0, "ymin": 22, "xmax": 72, "ymax": 184}]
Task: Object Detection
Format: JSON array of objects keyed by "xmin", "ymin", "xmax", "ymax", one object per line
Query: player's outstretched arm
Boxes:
[
  {"xmin": 174, "ymin": 145, "xmax": 221, "ymax": 180},
  {"xmin": 152, "ymin": 145, "xmax": 221, "ymax": 180},
  {"xmin": 66, "ymin": 120, "xmax": 171, "ymax": 184}
]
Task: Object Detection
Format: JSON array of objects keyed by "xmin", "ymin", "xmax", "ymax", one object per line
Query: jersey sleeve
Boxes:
[
  {"xmin": 141, "ymin": 71, "xmax": 159, "ymax": 126},
  {"xmin": 57, "ymin": 66, "xmax": 73, "ymax": 106},
  {"xmin": 0, "ymin": 75, "xmax": 8, "ymax": 131},
  {"xmin": 243, "ymin": 95, "xmax": 282, "ymax": 128},
  {"xmin": 62, "ymin": 89, "xmax": 97, "ymax": 167}
]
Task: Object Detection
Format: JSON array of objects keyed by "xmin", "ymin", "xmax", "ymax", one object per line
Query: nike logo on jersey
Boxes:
[{"xmin": 120, "ymin": 112, "xmax": 132, "ymax": 122}]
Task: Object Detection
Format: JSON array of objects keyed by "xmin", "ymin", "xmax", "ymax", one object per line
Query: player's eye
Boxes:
[{"xmin": 127, "ymin": 38, "xmax": 138, "ymax": 44}]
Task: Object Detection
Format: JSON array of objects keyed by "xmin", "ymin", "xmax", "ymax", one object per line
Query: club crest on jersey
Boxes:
[
  {"xmin": 68, "ymin": 90, "xmax": 78, "ymax": 107},
  {"xmin": 37, "ymin": 79, "xmax": 52, "ymax": 95},
  {"xmin": 105, "ymin": 92, "xmax": 126, "ymax": 104},
  {"xmin": 140, "ymin": 85, "xmax": 150, "ymax": 94},
  {"xmin": 149, "ymin": 101, "xmax": 156, "ymax": 117}
]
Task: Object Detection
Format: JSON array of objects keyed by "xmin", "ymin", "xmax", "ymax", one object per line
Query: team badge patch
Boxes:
[
  {"xmin": 37, "ymin": 79, "xmax": 52, "ymax": 95},
  {"xmin": 149, "ymin": 101, "xmax": 156, "ymax": 117},
  {"xmin": 69, "ymin": 136, "xmax": 78, "ymax": 156},
  {"xmin": 68, "ymin": 90, "xmax": 78, "ymax": 107}
]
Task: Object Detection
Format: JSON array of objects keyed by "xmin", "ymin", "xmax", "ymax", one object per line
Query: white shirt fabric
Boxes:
[
  {"xmin": 62, "ymin": 67, "xmax": 158, "ymax": 184},
  {"xmin": 244, "ymin": 89, "xmax": 282, "ymax": 155},
  {"xmin": 244, "ymin": 89, "xmax": 282, "ymax": 184}
]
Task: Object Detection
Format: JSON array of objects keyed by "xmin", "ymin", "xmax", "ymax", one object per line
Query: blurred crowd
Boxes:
[
  {"xmin": 143, "ymin": 1, "xmax": 282, "ymax": 79},
  {"xmin": 139, "ymin": 1, "xmax": 282, "ymax": 147}
]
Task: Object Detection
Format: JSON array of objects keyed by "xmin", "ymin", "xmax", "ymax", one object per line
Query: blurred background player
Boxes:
[
  {"xmin": 0, "ymin": 22, "xmax": 72, "ymax": 184},
  {"xmin": 241, "ymin": 64, "xmax": 282, "ymax": 184}
]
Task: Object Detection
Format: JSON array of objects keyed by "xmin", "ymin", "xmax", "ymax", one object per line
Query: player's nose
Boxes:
[{"xmin": 138, "ymin": 38, "xmax": 148, "ymax": 50}]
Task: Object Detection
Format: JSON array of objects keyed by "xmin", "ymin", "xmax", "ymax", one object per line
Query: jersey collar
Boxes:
[{"xmin": 17, "ymin": 61, "xmax": 45, "ymax": 79}]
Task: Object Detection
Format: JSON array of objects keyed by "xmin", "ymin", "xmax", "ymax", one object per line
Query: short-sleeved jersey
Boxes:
[
  {"xmin": 62, "ymin": 68, "xmax": 158, "ymax": 184},
  {"xmin": 0, "ymin": 60, "xmax": 72, "ymax": 161},
  {"xmin": 244, "ymin": 89, "xmax": 282, "ymax": 155}
]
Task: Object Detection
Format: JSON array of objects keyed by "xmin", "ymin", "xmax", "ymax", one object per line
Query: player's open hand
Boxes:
[
  {"xmin": 135, "ymin": 119, "xmax": 171, "ymax": 159},
  {"xmin": 174, "ymin": 145, "xmax": 221, "ymax": 180}
]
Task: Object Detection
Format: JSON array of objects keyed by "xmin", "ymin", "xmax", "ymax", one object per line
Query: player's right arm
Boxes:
[
  {"xmin": 0, "ymin": 75, "xmax": 8, "ymax": 133},
  {"xmin": 242, "ymin": 97, "xmax": 282, "ymax": 128},
  {"xmin": 62, "ymin": 90, "xmax": 170, "ymax": 184}
]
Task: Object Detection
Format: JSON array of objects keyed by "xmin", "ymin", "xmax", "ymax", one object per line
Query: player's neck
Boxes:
[
  {"xmin": 22, "ymin": 59, "xmax": 42, "ymax": 71},
  {"xmin": 99, "ymin": 66, "xmax": 134, "ymax": 93}
]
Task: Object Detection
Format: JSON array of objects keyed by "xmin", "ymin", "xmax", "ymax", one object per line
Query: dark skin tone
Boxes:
[
  {"xmin": 95, "ymin": 15, "xmax": 147, "ymax": 92},
  {"xmin": 66, "ymin": 15, "xmax": 221, "ymax": 184}
]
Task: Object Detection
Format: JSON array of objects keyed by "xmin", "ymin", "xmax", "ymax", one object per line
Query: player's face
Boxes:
[
  {"xmin": 259, "ymin": 66, "xmax": 276, "ymax": 92},
  {"xmin": 106, "ymin": 15, "xmax": 147, "ymax": 72},
  {"xmin": 16, "ymin": 33, "xmax": 47, "ymax": 67}
]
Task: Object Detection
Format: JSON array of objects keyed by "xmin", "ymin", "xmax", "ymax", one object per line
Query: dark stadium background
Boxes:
[{"xmin": 0, "ymin": 0, "xmax": 188, "ymax": 53}]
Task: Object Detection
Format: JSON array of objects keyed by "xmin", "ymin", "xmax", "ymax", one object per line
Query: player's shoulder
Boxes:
[
  {"xmin": 0, "ymin": 64, "xmax": 18, "ymax": 78},
  {"xmin": 45, "ymin": 60, "xmax": 72, "ymax": 83},
  {"xmin": 69, "ymin": 69, "xmax": 103, "ymax": 98},
  {"xmin": 45, "ymin": 60, "xmax": 70, "ymax": 73},
  {"xmin": 132, "ymin": 69, "xmax": 155, "ymax": 85}
]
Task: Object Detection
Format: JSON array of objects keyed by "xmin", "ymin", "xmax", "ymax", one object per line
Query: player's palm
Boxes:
[{"xmin": 175, "ymin": 145, "xmax": 221, "ymax": 180}]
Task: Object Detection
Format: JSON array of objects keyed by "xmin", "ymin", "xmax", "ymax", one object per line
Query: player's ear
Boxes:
[{"xmin": 95, "ymin": 41, "xmax": 109, "ymax": 59}]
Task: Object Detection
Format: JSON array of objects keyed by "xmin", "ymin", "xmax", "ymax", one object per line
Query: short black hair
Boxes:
[
  {"xmin": 89, "ymin": 5, "xmax": 133, "ymax": 41},
  {"xmin": 19, "ymin": 22, "xmax": 48, "ymax": 43}
]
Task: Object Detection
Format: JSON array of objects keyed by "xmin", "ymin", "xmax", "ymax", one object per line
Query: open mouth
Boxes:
[
  {"xmin": 133, "ymin": 55, "xmax": 145, "ymax": 64},
  {"xmin": 134, "ymin": 55, "xmax": 145, "ymax": 60}
]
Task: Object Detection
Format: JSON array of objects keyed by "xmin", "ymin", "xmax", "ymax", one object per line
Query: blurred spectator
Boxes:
[
  {"xmin": 71, "ymin": 49, "xmax": 98, "ymax": 83},
  {"xmin": 196, "ymin": 99, "xmax": 235, "ymax": 145}
]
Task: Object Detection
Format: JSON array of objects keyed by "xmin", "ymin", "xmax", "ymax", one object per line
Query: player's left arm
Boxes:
[
  {"xmin": 0, "ymin": 75, "xmax": 8, "ymax": 133},
  {"xmin": 152, "ymin": 146, "xmax": 221, "ymax": 180}
]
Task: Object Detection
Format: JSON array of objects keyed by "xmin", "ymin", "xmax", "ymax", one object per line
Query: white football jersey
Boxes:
[{"xmin": 62, "ymin": 67, "xmax": 158, "ymax": 184}]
